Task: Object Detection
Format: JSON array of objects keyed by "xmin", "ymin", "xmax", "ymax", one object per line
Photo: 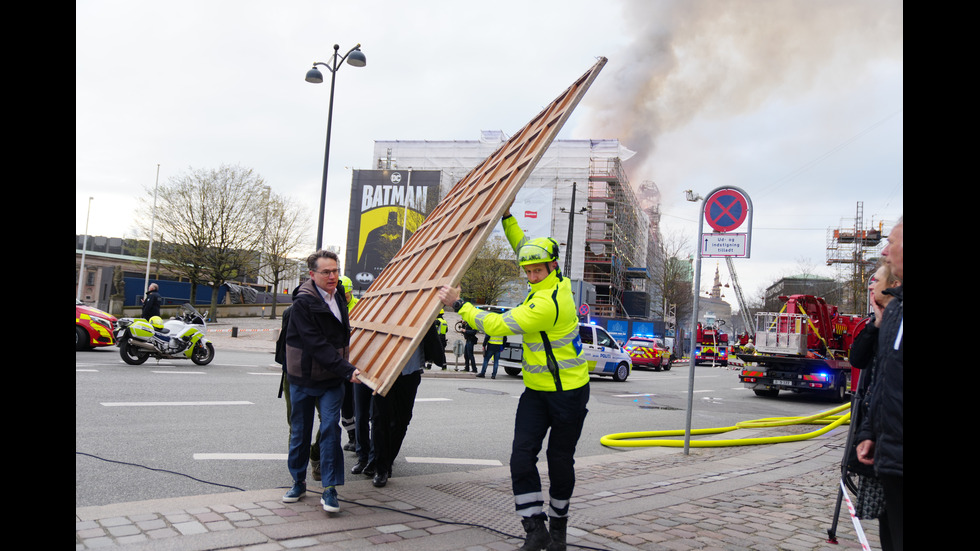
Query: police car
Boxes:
[{"xmin": 497, "ymin": 321, "xmax": 633, "ymax": 382}]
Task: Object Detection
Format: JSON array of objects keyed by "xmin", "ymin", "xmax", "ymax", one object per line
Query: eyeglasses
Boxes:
[{"xmin": 314, "ymin": 269, "xmax": 340, "ymax": 276}]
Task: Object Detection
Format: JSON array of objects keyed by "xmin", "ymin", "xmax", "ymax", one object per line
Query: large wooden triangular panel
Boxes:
[{"xmin": 349, "ymin": 57, "xmax": 607, "ymax": 396}]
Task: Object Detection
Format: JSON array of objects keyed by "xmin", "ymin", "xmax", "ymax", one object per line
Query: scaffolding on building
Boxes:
[
  {"xmin": 639, "ymin": 180, "xmax": 662, "ymax": 317},
  {"xmin": 584, "ymin": 157, "xmax": 646, "ymax": 317},
  {"xmin": 826, "ymin": 201, "xmax": 886, "ymax": 312}
]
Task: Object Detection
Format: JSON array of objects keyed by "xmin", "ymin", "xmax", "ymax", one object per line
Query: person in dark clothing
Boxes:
[
  {"xmin": 462, "ymin": 321, "xmax": 479, "ymax": 373},
  {"xmin": 281, "ymin": 250, "xmax": 362, "ymax": 514},
  {"xmin": 275, "ymin": 305, "xmax": 293, "ymax": 424},
  {"xmin": 350, "ymin": 371, "xmax": 376, "ymax": 476},
  {"xmin": 856, "ymin": 217, "xmax": 903, "ymax": 551},
  {"xmin": 141, "ymin": 283, "xmax": 162, "ymax": 319},
  {"xmin": 846, "ymin": 263, "xmax": 900, "ymax": 524},
  {"xmin": 367, "ymin": 323, "xmax": 438, "ymax": 487},
  {"xmin": 354, "ymin": 320, "xmax": 443, "ymax": 483},
  {"xmin": 422, "ymin": 317, "xmax": 447, "ymax": 370}
]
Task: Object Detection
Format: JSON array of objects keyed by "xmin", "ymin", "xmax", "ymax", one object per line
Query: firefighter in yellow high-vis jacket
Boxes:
[{"xmin": 439, "ymin": 207, "xmax": 589, "ymax": 551}]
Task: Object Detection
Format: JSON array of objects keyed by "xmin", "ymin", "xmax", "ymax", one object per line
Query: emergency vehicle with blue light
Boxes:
[
  {"xmin": 694, "ymin": 317, "xmax": 729, "ymax": 366},
  {"xmin": 624, "ymin": 336, "xmax": 672, "ymax": 371},
  {"xmin": 736, "ymin": 294, "xmax": 868, "ymax": 402}
]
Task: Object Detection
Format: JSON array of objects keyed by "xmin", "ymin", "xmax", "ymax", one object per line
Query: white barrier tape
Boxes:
[
  {"xmin": 209, "ymin": 328, "xmax": 278, "ymax": 333},
  {"xmin": 839, "ymin": 479, "xmax": 872, "ymax": 551}
]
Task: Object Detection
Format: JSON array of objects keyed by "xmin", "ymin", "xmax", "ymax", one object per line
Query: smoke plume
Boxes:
[{"xmin": 579, "ymin": 0, "xmax": 903, "ymax": 186}]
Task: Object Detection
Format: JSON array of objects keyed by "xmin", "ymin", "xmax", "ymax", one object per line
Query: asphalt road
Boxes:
[{"xmin": 76, "ymin": 346, "xmax": 843, "ymax": 508}]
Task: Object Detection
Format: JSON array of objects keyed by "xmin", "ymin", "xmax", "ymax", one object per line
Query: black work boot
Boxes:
[
  {"xmin": 547, "ymin": 516, "xmax": 568, "ymax": 551},
  {"xmin": 519, "ymin": 514, "xmax": 552, "ymax": 551}
]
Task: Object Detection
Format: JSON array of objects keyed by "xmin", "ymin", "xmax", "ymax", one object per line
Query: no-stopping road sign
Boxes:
[{"xmin": 704, "ymin": 188, "xmax": 749, "ymax": 233}]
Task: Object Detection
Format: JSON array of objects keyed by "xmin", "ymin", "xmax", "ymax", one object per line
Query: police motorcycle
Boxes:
[{"xmin": 116, "ymin": 303, "xmax": 215, "ymax": 366}]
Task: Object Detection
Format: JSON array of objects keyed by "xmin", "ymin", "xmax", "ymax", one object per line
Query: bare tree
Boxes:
[
  {"xmin": 139, "ymin": 164, "xmax": 267, "ymax": 319},
  {"xmin": 259, "ymin": 192, "xmax": 311, "ymax": 319},
  {"xmin": 649, "ymin": 229, "xmax": 694, "ymax": 327},
  {"xmin": 460, "ymin": 235, "xmax": 522, "ymax": 305}
]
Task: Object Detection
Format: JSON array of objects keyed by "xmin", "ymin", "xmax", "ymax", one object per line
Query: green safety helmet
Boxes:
[
  {"xmin": 340, "ymin": 276, "xmax": 353, "ymax": 294},
  {"xmin": 149, "ymin": 316, "xmax": 165, "ymax": 330},
  {"xmin": 517, "ymin": 237, "xmax": 560, "ymax": 267}
]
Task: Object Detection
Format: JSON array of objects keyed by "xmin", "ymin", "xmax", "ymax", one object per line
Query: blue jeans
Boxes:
[
  {"xmin": 288, "ymin": 383, "xmax": 345, "ymax": 487},
  {"xmin": 481, "ymin": 344, "xmax": 501, "ymax": 377}
]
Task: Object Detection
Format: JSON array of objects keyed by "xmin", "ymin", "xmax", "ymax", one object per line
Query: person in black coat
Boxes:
[
  {"xmin": 422, "ymin": 317, "xmax": 447, "ymax": 369},
  {"xmin": 141, "ymin": 283, "xmax": 162, "ymax": 319},
  {"xmin": 846, "ymin": 264, "xmax": 900, "ymax": 521},
  {"xmin": 275, "ymin": 306, "xmax": 293, "ymax": 424},
  {"xmin": 462, "ymin": 321, "xmax": 479, "ymax": 373},
  {"xmin": 856, "ymin": 218, "xmax": 903, "ymax": 551}
]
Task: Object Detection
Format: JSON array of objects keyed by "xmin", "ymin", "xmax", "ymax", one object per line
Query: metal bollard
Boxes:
[
  {"xmin": 453, "ymin": 340, "xmax": 464, "ymax": 370},
  {"xmin": 231, "ymin": 326, "xmax": 238, "ymax": 338}
]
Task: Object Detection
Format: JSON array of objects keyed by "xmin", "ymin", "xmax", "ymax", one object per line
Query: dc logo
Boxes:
[{"xmin": 390, "ymin": 172, "xmax": 402, "ymax": 184}]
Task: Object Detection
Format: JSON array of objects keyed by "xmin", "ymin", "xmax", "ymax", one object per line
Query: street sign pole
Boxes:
[
  {"xmin": 684, "ymin": 186, "xmax": 753, "ymax": 454},
  {"xmin": 684, "ymin": 205, "xmax": 706, "ymax": 455}
]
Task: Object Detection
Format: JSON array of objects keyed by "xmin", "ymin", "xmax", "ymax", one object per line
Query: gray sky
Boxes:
[{"xmin": 76, "ymin": 0, "xmax": 903, "ymax": 304}]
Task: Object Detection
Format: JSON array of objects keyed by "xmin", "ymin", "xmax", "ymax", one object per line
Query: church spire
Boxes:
[{"xmin": 711, "ymin": 263, "xmax": 722, "ymax": 299}]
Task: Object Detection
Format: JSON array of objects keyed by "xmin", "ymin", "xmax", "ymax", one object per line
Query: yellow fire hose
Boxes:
[{"xmin": 599, "ymin": 402, "xmax": 851, "ymax": 448}]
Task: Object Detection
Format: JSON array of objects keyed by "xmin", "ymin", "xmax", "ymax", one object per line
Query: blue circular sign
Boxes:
[{"xmin": 705, "ymin": 189, "xmax": 748, "ymax": 232}]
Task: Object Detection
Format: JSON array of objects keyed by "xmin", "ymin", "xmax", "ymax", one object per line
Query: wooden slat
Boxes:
[{"xmin": 350, "ymin": 57, "xmax": 607, "ymax": 395}]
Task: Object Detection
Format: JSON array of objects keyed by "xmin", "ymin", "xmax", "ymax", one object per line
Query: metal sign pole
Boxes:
[
  {"xmin": 683, "ymin": 185, "xmax": 752, "ymax": 454},
  {"xmin": 684, "ymin": 200, "xmax": 706, "ymax": 455},
  {"xmin": 401, "ymin": 169, "xmax": 413, "ymax": 247}
]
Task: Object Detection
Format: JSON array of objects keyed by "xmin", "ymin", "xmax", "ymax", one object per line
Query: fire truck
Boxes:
[
  {"xmin": 737, "ymin": 294, "xmax": 868, "ymax": 402},
  {"xmin": 694, "ymin": 315, "xmax": 729, "ymax": 366}
]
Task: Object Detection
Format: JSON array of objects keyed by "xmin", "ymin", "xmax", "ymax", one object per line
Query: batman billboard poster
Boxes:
[{"xmin": 345, "ymin": 169, "xmax": 441, "ymax": 291}]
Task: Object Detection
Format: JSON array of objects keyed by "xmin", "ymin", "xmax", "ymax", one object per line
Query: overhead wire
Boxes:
[{"xmin": 756, "ymin": 109, "xmax": 903, "ymax": 198}]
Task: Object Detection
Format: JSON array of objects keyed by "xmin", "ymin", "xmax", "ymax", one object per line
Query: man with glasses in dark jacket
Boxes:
[{"xmin": 281, "ymin": 250, "xmax": 362, "ymax": 514}]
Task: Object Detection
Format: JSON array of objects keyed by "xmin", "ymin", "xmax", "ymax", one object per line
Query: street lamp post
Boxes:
[
  {"xmin": 559, "ymin": 181, "xmax": 588, "ymax": 276},
  {"xmin": 143, "ymin": 164, "xmax": 160, "ymax": 298},
  {"xmin": 77, "ymin": 197, "xmax": 94, "ymax": 301},
  {"xmin": 306, "ymin": 43, "xmax": 367, "ymax": 250}
]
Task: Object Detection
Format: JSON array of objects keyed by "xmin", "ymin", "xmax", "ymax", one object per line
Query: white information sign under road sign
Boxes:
[{"xmin": 701, "ymin": 233, "xmax": 748, "ymax": 257}]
